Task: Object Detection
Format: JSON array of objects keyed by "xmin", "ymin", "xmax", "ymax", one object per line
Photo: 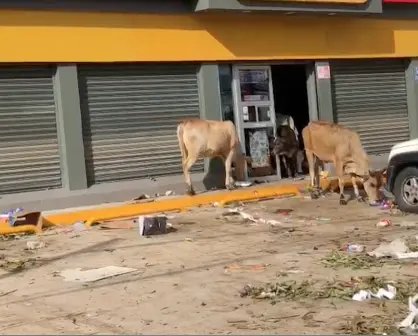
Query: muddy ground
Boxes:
[{"xmin": 0, "ymin": 193, "xmax": 418, "ymax": 334}]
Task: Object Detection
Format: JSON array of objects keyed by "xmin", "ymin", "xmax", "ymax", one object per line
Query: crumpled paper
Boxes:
[
  {"xmin": 352, "ymin": 284, "xmax": 397, "ymax": 301},
  {"xmin": 398, "ymin": 294, "xmax": 418, "ymax": 335},
  {"xmin": 368, "ymin": 239, "xmax": 409, "ymax": 259}
]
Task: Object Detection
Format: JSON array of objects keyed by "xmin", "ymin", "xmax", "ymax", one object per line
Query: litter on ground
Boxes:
[
  {"xmin": 352, "ymin": 284, "xmax": 397, "ymax": 301},
  {"xmin": 59, "ymin": 266, "xmax": 137, "ymax": 283},
  {"xmin": 398, "ymin": 294, "xmax": 418, "ymax": 335},
  {"xmin": 4, "ymin": 191, "xmax": 418, "ymax": 334}
]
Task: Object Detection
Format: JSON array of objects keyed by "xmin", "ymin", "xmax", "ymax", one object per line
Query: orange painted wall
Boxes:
[{"xmin": 1, "ymin": 9, "xmax": 418, "ymax": 62}]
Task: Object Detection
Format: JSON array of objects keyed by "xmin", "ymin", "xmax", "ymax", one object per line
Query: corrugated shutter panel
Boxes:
[
  {"xmin": 79, "ymin": 63, "xmax": 203, "ymax": 185},
  {"xmin": 331, "ymin": 59, "xmax": 410, "ymax": 154},
  {"xmin": 0, "ymin": 66, "xmax": 62, "ymax": 194}
]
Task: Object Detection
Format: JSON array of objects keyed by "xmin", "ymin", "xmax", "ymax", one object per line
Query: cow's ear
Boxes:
[
  {"xmin": 376, "ymin": 168, "xmax": 387, "ymax": 176},
  {"xmin": 368, "ymin": 169, "xmax": 376, "ymax": 178}
]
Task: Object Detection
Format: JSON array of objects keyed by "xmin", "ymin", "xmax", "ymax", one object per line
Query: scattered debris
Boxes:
[
  {"xmin": 134, "ymin": 194, "xmax": 150, "ymax": 200},
  {"xmin": 401, "ymin": 221, "xmax": 418, "ymax": 228},
  {"xmin": 352, "ymin": 284, "xmax": 396, "ymax": 301},
  {"xmin": 376, "ymin": 218, "xmax": 392, "ymax": 228},
  {"xmin": 241, "ymin": 277, "xmax": 418, "ymax": 305},
  {"xmin": 369, "ymin": 199, "xmax": 393, "ymax": 209},
  {"xmin": 315, "ymin": 217, "xmax": 331, "ymax": 221},
  {"xmin": 130, "ymin": 194, "xmax": 154, "ymax": 204},
  {"xmin": 59, "ymin": 266, "xmax": 137, "ymax": 283},
  {"xmin": 234, "ymin": 181, "xmax": 253, "ymax": 188},
  {"xmin": 25, "ymin": 240, "xmax": 46, "ymax": 250},
  {"xmin": 0, "ymin": 256, "xmax": 42, "ymax": 273},
  {"xmin": 276, "ymin": 269, "xmax": 305, "ymax": 277},
  {"xmin": 99, "ymin": 220, "xmax": 135, "ymax": 230},
  {"xmin": 274, "ymin": 208, "xmax": 293, "ymax": 215},
  {"xmin": 0, "ymin": 207, "xmax": 23, "ymax": 226},
  {"xmin": 398, "ymin": 294, "xmax": 418, "ymax": 335},
  {"xmin": 184, "ymin": 237, "xmax": 194, "ymax": 242},
  {"xmin": 367, "ymin": 238, "xmax": 418, "ymax": 259},
  {"xmin": 71, "ymin": 221, "xmax": 88, "ymax": 232},
  {"xmin": 225, "ymin": 264, "xmax": 267, "ymax": 272},
  {"xmin": 138, "ymin": 215, "xmax": 168, "ymax": 236},
  {"xmin": 321, "ymin": 251, "xmax": 386, "ymax": 270},
  {"xmin": 339, "ymin": 314, "xmax": 400, "ymax": 335},
  {"xmin": 225, "ymin": 208, "xmax": 289, "ymax": 227},
  {"xmin": 345, "ymin": 243, "xmax": 365, "ymax": 253},
  {"xmin": 165, "ymin": 190, "xmax": 175, "ymax": 196}
]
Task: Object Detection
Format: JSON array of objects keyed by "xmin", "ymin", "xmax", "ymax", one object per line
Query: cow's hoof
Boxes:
[
  {"xmin": 357, "ymin": 196, "xmax": 366, "ymax": 203},
  {"xmin": 226, "ymin": 183, "xmax": 235, "ymax": 191},
  {"xmin": 310, "ymin": 191, "xmax": 319, "ymax": 200},
  {"xmin": 186, "ymin": 188, "xmax": 196, "ymax": 196},
  {"xmin": 339, "ymin": 199, "xmax": 348, "ymax": 205}
]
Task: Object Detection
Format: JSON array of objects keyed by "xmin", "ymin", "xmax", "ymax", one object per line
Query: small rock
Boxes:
[{"xmin": 239, "ymin": 285, "xmax": 252, "ymax": 298}]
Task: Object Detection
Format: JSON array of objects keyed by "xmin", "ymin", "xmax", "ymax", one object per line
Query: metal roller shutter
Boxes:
[
  {"xmin": 79, "ymin": 63, "xmax": 203, "ymax": 185},
  {"xmin": 0, "ymin": 66, "xmax": 62, "ymax": 194},
  {"xmin": 331, "ymin": 59, "xmax": 410, "ymax": 154}
]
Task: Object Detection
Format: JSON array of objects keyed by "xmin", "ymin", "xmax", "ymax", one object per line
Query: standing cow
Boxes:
[
  {"xmin": 177, "ymin": 119, "xmax": 250, "ymax": 196},
  {"xmin": 302, "ymin": 121, "xmax": 385, "ymax": 205},
  {"xmin": 270, "ymin": 125, "xmax": 299, "ymax": 178}
]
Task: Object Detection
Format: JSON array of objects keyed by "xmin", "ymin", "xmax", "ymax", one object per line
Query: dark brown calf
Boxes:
[{"xmin": 271, "ymin": 125, "xmax": 299, "ymax": 178}]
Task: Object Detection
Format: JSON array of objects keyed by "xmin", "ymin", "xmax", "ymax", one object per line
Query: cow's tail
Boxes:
[{"xmin": 176, "ymin": 122, "xmax": 187, "ymax": 164}]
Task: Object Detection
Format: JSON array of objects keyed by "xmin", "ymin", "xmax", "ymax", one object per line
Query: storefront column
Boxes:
[
  {"xmin": 53, "ymin": 64, "xmax": 88, "ymax": 190},
  {"xmin": 198, "ymin": 63, "xmax": 222, "ymax": 122},
  {"xmin": 197, "ymin": 63, "xmax": 223, "ymax": 177},
  {"xmin": 315, "ymin": 61, "xmax": 334, "ymax": 123},
  {"xmin": 306, "ymin": 63, "xmax": 319, "ymax": 121},
  {"xmin": 405, "ymin": 59, "xmax": 418, "ymax": 139}
]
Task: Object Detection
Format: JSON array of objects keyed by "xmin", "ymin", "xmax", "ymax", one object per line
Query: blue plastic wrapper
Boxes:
[{"xmin": 0, "ymin": 208, "xmax": 24, "ymax": 227}]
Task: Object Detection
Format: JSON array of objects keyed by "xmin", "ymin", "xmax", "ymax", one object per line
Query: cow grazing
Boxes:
[
  {"xmin": 302, "ymin": 121, "xmax": 385, "ymax": 205},
  {"xmin": 177, "ymin": 119, "xmax": 250, "ymax": 196},
  {"xmin": 271, "ymin": 125, "xmax": 299, "ymax": 178}
]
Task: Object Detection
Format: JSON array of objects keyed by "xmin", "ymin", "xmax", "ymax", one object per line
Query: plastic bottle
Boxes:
[{"xmin": 345, "ymin": 243, "xmax": 365, "ymax": 253}]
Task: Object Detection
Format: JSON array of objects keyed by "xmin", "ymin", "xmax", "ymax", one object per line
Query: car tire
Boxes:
[{"xmin": 393, "ymin": 166, "xmax": 418, "ymax": 214}]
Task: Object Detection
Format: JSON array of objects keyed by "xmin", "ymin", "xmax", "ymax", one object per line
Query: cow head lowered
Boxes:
[{"xmin": 360, "ymin": 169, "xmax": 386, "ymax": 202}]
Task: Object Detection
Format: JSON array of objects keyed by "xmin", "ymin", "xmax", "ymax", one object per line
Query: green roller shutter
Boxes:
[
  {"xmin": 331, "ymin": 59, "xmax": 410, "ymax": 154},
  {"xmin": 79, "ymin": 63, "xmax": 203, "ymax": 185},
  {"xmin": 0, "ymin": 66, "xmax": 62, "ymax": 194}
]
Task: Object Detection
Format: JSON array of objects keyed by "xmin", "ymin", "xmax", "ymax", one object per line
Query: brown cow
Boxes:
[
  {"xmin": 177, "ymin": 119, "xmax": 250, "ymax": 196},
  {"xmin": 302, "ymin": 121, "xmax": 385, "ymax": 205}
]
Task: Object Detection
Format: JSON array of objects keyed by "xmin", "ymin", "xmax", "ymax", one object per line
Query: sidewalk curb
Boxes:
[
  {"xmin": 44, "ymin": 177, "xmax": 346, "ymax": 227},
  {"xmin": 0, "ymin": 176, "xmax": 360, "ymax": 234}
]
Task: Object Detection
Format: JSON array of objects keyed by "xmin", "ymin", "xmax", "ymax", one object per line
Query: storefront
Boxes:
[
  {"xmin": 1, "ymin": 0, "xmax": 418, "ymax": 197},
  {"xmin": 78, "ymin": 63, "xmax": 203, "ymax": 186},
  {"xmin": 0, "ymin": 65, "xmax": 62, "ymax": 194},
  {"xmin": 218, "ymin": 63, "xmax": 314, "ymax": 180},
  {"xmin": 331, "ymin": 59, "xmax": 410, "ymax": 155}
]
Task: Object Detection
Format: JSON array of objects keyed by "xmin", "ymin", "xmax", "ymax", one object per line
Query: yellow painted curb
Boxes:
[
  {"xmin": 47, "ymin": 182, "xmax": 304, "ymax": 227},
  {"xmin": 0, "ymin": 176, "xmax": 360, "ymax": 235}
]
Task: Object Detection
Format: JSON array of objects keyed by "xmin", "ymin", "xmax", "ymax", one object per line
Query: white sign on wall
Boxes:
[{"xmin": 316, "ymin": 65, "xmax": 331, "ymax": 79}]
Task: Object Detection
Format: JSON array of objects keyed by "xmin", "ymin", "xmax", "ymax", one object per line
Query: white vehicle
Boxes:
[{"xmin": 386, "ymin": 138, "xmax": 418, "ymax": 213}]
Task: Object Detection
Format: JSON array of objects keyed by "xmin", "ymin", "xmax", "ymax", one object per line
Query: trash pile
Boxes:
[{"xmin": 239, "ymin": 276, "xmax": 418, "ymax": 303}]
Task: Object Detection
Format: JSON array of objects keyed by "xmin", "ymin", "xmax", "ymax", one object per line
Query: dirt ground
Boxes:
[{"xmin": 1, "ymin": 193, "xmax": 418, "ymax": 334}]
